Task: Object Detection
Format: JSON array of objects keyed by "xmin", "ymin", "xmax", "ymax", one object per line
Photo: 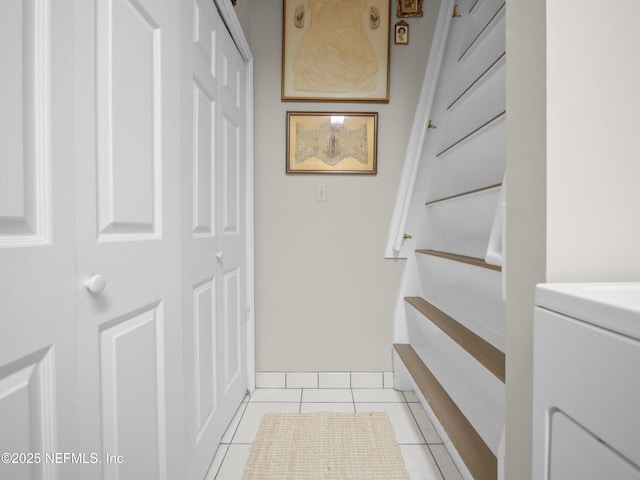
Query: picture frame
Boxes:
[
  {"xmin": 286, "ymin": 112, "xmax": 378, "ymax": 175},
  {"xmin": 397, "ymin": 0, "xmax": 423, "ymax": 18},
  {"xmin": 282, "ymin": 0, "xmax": 390, "ymax": 102},
  {"xmin": 394, "ymin": 21, "xmax": 409, "ymax": 45}
]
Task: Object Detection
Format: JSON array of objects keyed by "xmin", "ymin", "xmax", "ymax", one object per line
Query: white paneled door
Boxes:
[
  {"xmin": 75, "ymin": 0, "xmax": 184, "ymax": 479},
  {"xmin": 2, "ymin": 0, "xmax": 251, "ymax": 479},
  {"xmin": 182, "ymin": 1, "xmax": 249, "ymax": 478},
  {"xmin": 0, "ymin": 1, "xmax": 78, "ymax": 479}
]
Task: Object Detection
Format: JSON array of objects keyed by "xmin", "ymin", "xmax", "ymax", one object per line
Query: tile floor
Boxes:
[{"xmin": 205, "ymin": 388, "xmax": 463, "ymax": 479}]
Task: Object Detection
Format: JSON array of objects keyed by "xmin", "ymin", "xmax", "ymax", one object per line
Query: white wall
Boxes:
[
  {"xmin": 546, "ymin": 1, "xmax": 640, "ymax": 281},
  {"xmin": 505, "ymin": 0, "xmax": 546, "ymax": 476},
  {"xmin": 249, "ymin": 0, "xmax": 440, "ymax": 371},
  {"xmin": 506, "ymin": 1, "xmax": 640, "ymax": 478}
]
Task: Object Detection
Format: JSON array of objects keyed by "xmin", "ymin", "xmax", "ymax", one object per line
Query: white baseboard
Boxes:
[{"xmin": 255, "ymin": 371, "xmax": 395, "ymax": 389}]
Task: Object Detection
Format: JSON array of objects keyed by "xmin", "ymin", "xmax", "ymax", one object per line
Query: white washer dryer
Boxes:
[{"xmin": 533, "ymin": 283, "xmax": 640, "ymax": 479}]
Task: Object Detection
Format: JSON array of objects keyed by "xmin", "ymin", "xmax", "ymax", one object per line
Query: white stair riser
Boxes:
[
  {"xmin": 405, "ymin": 326, "xmax": 504, "ymax": 454},
  {"xmin": 416, "ymin": 254, "xmax": 504, "ymax": 350},
  {"xmin": 447, "ymin": 13, "xmax": 505, "ymax": 110},
  {"xmin": 425, "ymin": 119, "xmax": 505, "ymax": 201},
  {"xmin": 436, "ymin": 64, "xmax": 505, "ymax": 159},
  {"xmin": 456, "ymin": 0, "xmax": 505, "ymax": 61},
  {"xmin": 422, "ymin": 188, "xmax": 501, "ymax": 258}
]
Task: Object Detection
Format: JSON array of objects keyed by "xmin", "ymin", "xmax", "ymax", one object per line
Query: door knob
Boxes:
[
  {"xmin": 85, "ymin": 274, "xmax": 107, "ymax": 294},
  {"xmin": 216, "ymin": 252, "xmax": 223, "ymax": 261}
]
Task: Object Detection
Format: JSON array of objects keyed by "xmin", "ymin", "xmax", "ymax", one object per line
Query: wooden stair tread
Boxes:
[
  {"xmin": 425, "ymin": 183, "xmax": 501, "ymax": 206},
  {"xmin": 394, "ymin": 343, "xmax": 497, "ymax": 480},
  {"xmin": 416, "ymin": 249, "xmax": 502, "ymax": 272},
  {"xmin": 437, "ymin": 111, "xmax": 506, "ymax": 158},
  {"xmin": 405, "ymin": 297, "xmax": 505, "ymax": 382}
]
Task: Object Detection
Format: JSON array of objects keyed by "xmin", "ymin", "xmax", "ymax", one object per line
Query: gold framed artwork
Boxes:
[
  {"xmin": 286, "ymin": 112, "xmax": 378, "ymax": 175},
  {"xmin": 397, "ymin": 0, "xmax": 423, "ymax": 17},
  {"xmin": 282, "ymin": 0, "xmax": 391, "ymax": 102},
  {"xmin": 395, "ymin": 21, "xmax": 409, "ymax": 45}
]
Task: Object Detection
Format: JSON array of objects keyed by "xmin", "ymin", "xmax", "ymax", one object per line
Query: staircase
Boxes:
[{"xmin": 387, "ymin": 1, "xmax": 506, "ymax": 479}]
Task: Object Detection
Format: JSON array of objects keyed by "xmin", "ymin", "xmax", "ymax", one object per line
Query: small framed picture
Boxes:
[
  {"xmin": 286, "ymin": 112, "xmax": 378, "ymax": 175},
  {"xmin": 395, "ymin": 21, "xmax": 409, "ymax": 45},
  {"xmin": 397, "ymin": 0, "xmax": 423, "ymax": 18}
]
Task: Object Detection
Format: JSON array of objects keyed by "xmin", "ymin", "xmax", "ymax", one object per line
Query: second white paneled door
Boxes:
[
  {"xmin": 181, "ymin": 1, "xmax": 249, "ymax": 478},
  {"xmin": 75, "ymin": 0, "xmax": 185, "ymax": 478}
]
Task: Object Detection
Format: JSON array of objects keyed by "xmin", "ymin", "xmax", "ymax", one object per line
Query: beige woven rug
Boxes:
[{"xmin": 243, "ymin": 412, "xmax": 409, "ymax": 479}]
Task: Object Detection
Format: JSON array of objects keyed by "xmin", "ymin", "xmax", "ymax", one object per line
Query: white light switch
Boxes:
[{"xmin": 315, "ymin": 183, "xmax": 327, "ymax": 202}]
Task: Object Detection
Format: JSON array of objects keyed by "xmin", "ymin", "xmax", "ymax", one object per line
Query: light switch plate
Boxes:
[{"xmin": 315, "ymin": 183, "xmax": 327, "ymax": 202}]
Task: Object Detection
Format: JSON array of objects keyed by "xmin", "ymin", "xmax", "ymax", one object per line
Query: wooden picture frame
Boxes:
[
  {"xmin": 397, "ymin": 0, "xmax": 423, "ymax": 18},
  {"xmin": 394, "ymin": 21, "xmax": 409, "ymax": 45},
  {"xmin": 282, "ymin": 0, "xmax": 390, "ymax": 102},
  {"xmin": 286, "ymin": 112, "xmax": 378, "ymax": 175}
]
